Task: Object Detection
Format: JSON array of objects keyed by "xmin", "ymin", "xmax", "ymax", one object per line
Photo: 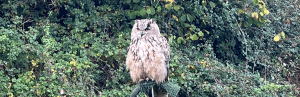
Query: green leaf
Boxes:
[
  {"xmin": 190, "ymin": 34, "xmax": 199, "ymax": 40},
  {"xmin": 280, "ymin": 31, "xmax": 285, "ymax": 39},
  {"xmin": 190, "ymin": 24, "xmax": 196, "ymax": 31},
  {"xmin": 106, "ymin": 7, "xmax": 112, "ymax": 11},
  {"xmin": 157, "ymin": 6, "xmax": 162, "ymax": 12},
  {"xmin": 177, "ymin": 37, "xmax": 184, "ymax": 44},
  {"xmin": 12, "ymin": 78, "xmax": 16, "ymax": 82},
  {"xmin": 133, "ymin": 0, "xmax": 140, "ymax": 3},
  {"xmin": 51, "ymin": 74, "xmax": 56, "ymax": 79},
  {"xmin": 165, "ymin": 3, "xmax": 172, "ymax": 9},
  {"xmin": 147, "ymin": 8, "xmax": 151, "ymax": 14},
  {"xmin": 179, "ymin": 14, "xmax": 186, "ymax": 22},
  {"xmin": 209, "ymin": 2, "xmax": 216, "ymax": 8},
  {"xmin": 127, "ymin": 0, "xmax": 131, "ymax": 3},
  {"xmin": 140, "ymin": 9, "xmax": 147, "ymax": 16},
  {"xmin": 202, "ymin": 0, "xmax": 207, "ymax": 6},
  {"xmin": 204, "ymin": 30, "xmax": 210, "ymax": 34},
  {"xmin": 149, "ymin": 7, "xmax": 155, "ymax": 15},
  {"xmin": 169, "ymin": 35, "xmax": 173, "ymax": 45},
  {"xmin": 187, "ymin": 14, "xmax": 194, "ymax": 22},
  {"xmin": 183, "ymin": 23, "xmax": 190, "ymax": 27},
  {"xmin": 174, "ymin": 5, "xmax": 181, "ymax": 11},
  {"xmin": 170, "ymin": 63, "xmax": 178, "ymax": 67},
  {"xmin": 129, "ymin": 12, "xmax": 136, "ymax": 19},
  {"xmin": 253, "ymin": 0, "xmax": 259, "ymax": 5},
  {"xmin": 198, "ymin": 31, "xmax": 204, "ymax": 36}
]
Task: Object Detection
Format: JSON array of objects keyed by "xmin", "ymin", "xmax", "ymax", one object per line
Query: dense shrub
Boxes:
[{"xmin": 0, "ymin": 0, "xmax": 299, "ymax": 96}]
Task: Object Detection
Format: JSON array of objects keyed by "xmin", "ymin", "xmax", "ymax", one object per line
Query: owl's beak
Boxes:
[{"xmin": 141, "ymin": 31, "xmax": 146, "ymax": 37}]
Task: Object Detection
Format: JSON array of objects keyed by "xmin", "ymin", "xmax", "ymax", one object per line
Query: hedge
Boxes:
[{"xmin": 0, "ymin": 0, "xmax": 299, "ymax": 96}]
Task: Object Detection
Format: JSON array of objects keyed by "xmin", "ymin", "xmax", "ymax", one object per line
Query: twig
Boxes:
[
  {"xmin": 22, "ymin": 19, "xmax": 34, "ymax": 32},
  {"xmin": 233, "ymin": 17, "xmax": 248, "ymax": 64},
  {"xmin": 231, "ymin": 11, "xmax": 249, "ymax": 94}
]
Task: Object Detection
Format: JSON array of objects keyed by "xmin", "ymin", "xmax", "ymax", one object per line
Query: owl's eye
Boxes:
[
  {"xmin": 145, "ymin": 28, "xmax": 149, "ymax": 30},
  {"xmin": 136, "ymin": 25, "xmax": 140, "ymax": 30},
  {"xmin": 145, "ymin": 23, "xmax": 151, "ymax": 30}
]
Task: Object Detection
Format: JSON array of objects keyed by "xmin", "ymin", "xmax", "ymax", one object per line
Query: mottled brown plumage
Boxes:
[{"xmin": 126, "ymin": 19, "xmax": 170, "ymax": 84}]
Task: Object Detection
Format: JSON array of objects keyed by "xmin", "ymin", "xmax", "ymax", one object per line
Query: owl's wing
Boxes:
[
  {"xmin": 140, "ymin": 34, "xmax": 170, "ymax": 84},
  {"xmin": 160, "ymin": 35, "xmax": 170, "ymax": 67},
  {"xmin": 158, "ymin": 34, "xmax": 170, "ymax": 81},
  {"xmin": 126, "ymin": 38, "xmax": 145, "ymax": 83}
]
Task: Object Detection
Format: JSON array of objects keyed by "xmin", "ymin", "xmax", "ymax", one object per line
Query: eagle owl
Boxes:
[{"xmin": 126, "ymin": 19, "xmax": 170, "ymax": 85}]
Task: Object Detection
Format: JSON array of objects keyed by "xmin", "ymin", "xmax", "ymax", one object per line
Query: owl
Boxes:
[{"xmin": 126, "ymin": 19, "xmax": 170, "ymax": 84}]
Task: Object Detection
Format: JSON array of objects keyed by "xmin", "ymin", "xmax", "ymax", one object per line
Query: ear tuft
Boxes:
[{"xmin": 151, "ymin": 19, "xmax": 157, "ymax": 23}]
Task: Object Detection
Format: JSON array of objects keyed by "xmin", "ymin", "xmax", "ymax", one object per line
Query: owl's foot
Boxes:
[
  {"xmin": 138, "ymin": 78, "xmax": 151, "ymax": 83},
  {"xmin": 138, "ymin": 79, "xmax": 145, "ymax": 83}
]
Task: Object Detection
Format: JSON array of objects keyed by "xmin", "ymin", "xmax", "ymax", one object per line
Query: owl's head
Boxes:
[
  {"xmin": 135, "ymin": 19, "xmax": 151, "ymax": 31},
  {"xmin": 131, "ymin": 19, "xmax": 160, "ymax": 38}
]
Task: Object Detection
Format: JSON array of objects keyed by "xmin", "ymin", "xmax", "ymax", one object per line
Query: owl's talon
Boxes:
[{"xmin": 138, "ymin": 79, "xmax": 144, "ymax": 83}]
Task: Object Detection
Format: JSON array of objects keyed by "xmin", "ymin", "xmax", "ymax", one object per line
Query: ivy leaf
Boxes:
[
  {"xmin": 170, "ymin": 63, "xmax": 178, "ymax": 67},
  {"xmin": 126, "ymin": 0, "xmax": 131, "ymax": 3},
  {"xmin": 273, "ymin": 35, "xmax": 280, "ymax": 42},
  {"xmin": 166, "ymin": 0, "xmax": 174, "ymax": 4},
  {"xmin": 261, "ymin": 8, "xmax": 269, "ymax": 15},
  {"xmin": 280, "ymin": 31, "xmax": 285, "ymax": 39},
  {"xmin": 147, "ymin": 7, "xmax": 151, "ymax": 14},
  {"xmin": 165, "ymin": 4, "xmax": 172, "ymax": 9},
  {"xmin": 157, "ymin": 6, "xmax": 162, "ymax": 12},
  {"xmin": 209, "ymin": 2, "xmax": 216, "ymax": 8},
  {"xmin": 172, "ymin": 15, "xmax": 178, "ymax": 21},
  {"xmin": 106, "ymin": 6, "xmax": 112, "ymax": 11},
  {"xmin": 169, "ymin": 35, "xmax": 174, "ymax": 45},
  {"xmin": 177, "ymin": 37, "xmax": 184, "ymax": 44},
  {"xmin": 174, "ymin": 5, "xmax": 181, "ymax": 11},
  {"xmin": 133, "ymin": 0, "xmax": 140, "ymax": 3},
  {"xmin": 189, "ymin": 24, "xmax": 196, "ymax": 31},
  {"xmin": 183, "ymin": 23, "xmax": 190, "ymax": 27},
  {"xmin": 260, "ymin": 12, "xmax": 264, "ymax": 16},
  {"xmin": 51, "ymin": 74, "xmax": 56, "ymax": 79},
  {"xmin": 149, "ymin": 6, "xmax": 155, "ymax": 15},
  {"xmin": 179, "ymin": 14, "xmax": 186, "ymax": 22},
  {"xmin": 190, "ymin": 34, "xmax": 199, "ymax": 40},
  {"xmin": 238, "ymin": 9, "xmax": 245, "ymax": 14},
  {"xmin": 204, "ymin": 30, "xmax": 210, "ymax": 34},
  {"xmin": 252, "ymin": 12, "xmax": 258, "ymax": 20},
  {"xmin": 202, "ymin": 0, "xmax": 207, "ymax": 6},
  {"xmin": 140, "ymin": 9, "xmax": 147, "ymax": 16},
  {"xmin": 129, "ymin": 12, "xmax": 136, "ymax": 19},
  {"xmin": 198, "ymin": 31, "xmax": 204, "ymax": 37},
  {"xmin": 187, "ymin": 14, "xmax": 194, "ymax": 22},
  {"xmin": 253, "ymin": 0, "xmax": 259, "ymax": 5},
  {"xmin": 114, "ymin": 49, "xmax": 119, "ymax": 55}
]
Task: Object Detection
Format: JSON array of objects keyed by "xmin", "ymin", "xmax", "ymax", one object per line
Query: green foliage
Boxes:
[{"xmin": 0, "ymin": 0, "xmax": 299, "ymax": 96}]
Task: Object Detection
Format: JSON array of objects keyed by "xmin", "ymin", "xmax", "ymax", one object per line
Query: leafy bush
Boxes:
[{"xmin": 0, "ymin": 0, "xmax": 299, "ymax": 96}]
